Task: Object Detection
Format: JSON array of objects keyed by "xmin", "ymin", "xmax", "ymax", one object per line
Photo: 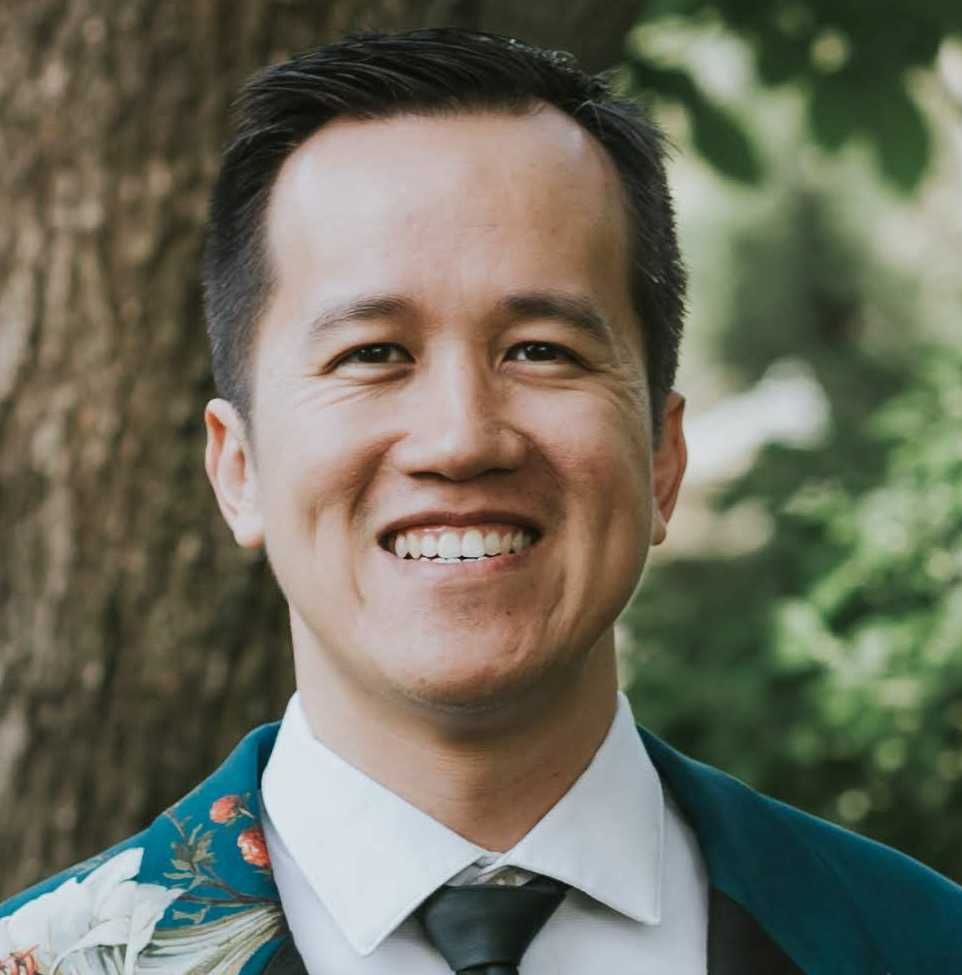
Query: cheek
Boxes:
[
  {"xmin": 254, "ymin": 402, "xmax": 375, "ymax": 555},
  {"xmin": 532, "ymin": 395, "xmax": 652, "ymax": 600},
  {"xmin": 522, "ymin": 415, "xmax": 649, "ymax": 656},
  {"xmin": 528, "ymin": 393, "xmax": 651, "ymax": 512}
]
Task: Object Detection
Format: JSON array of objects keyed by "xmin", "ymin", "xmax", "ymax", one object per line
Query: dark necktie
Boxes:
[{"xmin": 415, "ymin": 874, "xmax": 569, "ymax": 974}]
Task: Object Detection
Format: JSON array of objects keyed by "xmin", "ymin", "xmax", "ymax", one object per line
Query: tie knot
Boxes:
[{"xmin": 415, "ymin": 874, "xmax": 569, "ymax": 974}]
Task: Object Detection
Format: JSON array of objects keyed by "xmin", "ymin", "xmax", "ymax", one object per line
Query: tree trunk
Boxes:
[{"xmin": 0, "ymin": 0, "xmax": 638, "ymax": 897}]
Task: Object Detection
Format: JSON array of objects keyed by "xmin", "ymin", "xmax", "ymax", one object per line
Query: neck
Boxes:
[{"xmin": 291, "ymin": 624, "xmax": 619, "ymax": 852}]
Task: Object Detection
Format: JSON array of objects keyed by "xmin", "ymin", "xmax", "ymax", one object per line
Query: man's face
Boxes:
[{"xmin": 206, "ymin": 105, "xmax": 686, "ymax": 719}]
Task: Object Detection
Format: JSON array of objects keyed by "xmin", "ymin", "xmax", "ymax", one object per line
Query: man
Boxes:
[{"xmin": 1, "ymin": 27, "xmax": 959, "ymax": 975}]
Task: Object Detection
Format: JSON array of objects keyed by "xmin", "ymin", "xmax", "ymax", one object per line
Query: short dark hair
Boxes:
[{"xmin": 203, "ymin": 27, "xmax": 685, "ymax": 436}]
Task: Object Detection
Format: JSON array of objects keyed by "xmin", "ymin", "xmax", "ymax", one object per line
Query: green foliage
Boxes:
[
  {"xmin": 626, "ymin": 58, "xmax": 763, "ymax": 183},
  {"xmin": 624, "ymin": 344, "xmax": 962, "ymax": 879},
  {"xmin": 811, "ymin": 73, "xmax": 931, "ymax": 190},
  {"xmin": 626, "ymin": 1, "xmax": 960, "ymax": 189}
]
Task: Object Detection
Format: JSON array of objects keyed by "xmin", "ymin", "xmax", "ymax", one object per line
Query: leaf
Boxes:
[
  {"xmin": 808, "ymin": 71, "xmax": 931, "ymax": 190},
  {"xmin": 172, "ymin": 906, "xmax": 209, "ymax": 924},
  {"xmin": 625, "ymin": 56, "xmax": 699, "ymax": 102},
  {"xmin": 756, "ymin": 32, "xmax": 811, "ymax": 86},
  {"xmin": 627, "ymin": 56, "xmax": 762, "ymax": 183},
  {"xmin": 688, "ymin": 95, "xmax": 763, "ymax": 183},
  {"xmin": 194, "ymin": 833, "xmax": 215, "ymax": 862},
  {"xmin": 863, "ymin": 82, "xmax": 931, "ymax": 192},
  {"xmin": 171, "ymin": 859, "xmax": 192, "ymax": 871},
  {"xmin": 809, "ymin": 77, "xmax": 853, "ymax": 151}
]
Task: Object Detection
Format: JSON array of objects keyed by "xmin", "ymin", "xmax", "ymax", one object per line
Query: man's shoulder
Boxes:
[
  {"xmin": 767, "ymin": 788, "xmax": 962, "ymax": 939},
  {"xmin": 0, "ymin": 720, "xmax": 283, "ymax": 919},
  {"xmin": 0, "ymin": 721, "xmax": 288, "ymax": 972},
  {"xmin": 640, "ymin": 725, "xmax": 962, "ymax": 968},
  {"xmin": 0, "ymin": 832, "xmax": 149, "ymax": 918},
  {"xmin": 0, "ymin": 834, "xmax": 186, "ymax": 973},
  {"xmin": 754, "ymin": 784, "xmax": 962, "ymax": 969}
]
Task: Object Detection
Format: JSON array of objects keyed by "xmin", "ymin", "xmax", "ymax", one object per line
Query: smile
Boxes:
[{"xmin": 383, "ymin": 524, "xmax": 538, "ymax": 562}]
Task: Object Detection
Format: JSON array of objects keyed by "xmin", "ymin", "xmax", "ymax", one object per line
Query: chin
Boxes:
[{"xmin": 381, "ymin": 631, "xmax": 570, "ymax": 718}]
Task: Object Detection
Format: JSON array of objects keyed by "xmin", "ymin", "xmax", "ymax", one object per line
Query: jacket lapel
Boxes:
[
  {"xmin": 135, "ymin": 722, "xmax": 292, "ymax": 974},
  {"xmin": 640, "ymin": 726, "xmax": 890, "ymax": 975}
]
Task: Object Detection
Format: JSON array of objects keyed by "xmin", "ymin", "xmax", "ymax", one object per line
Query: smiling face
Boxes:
[{"xmin": 205, "ymin": 105, "xmax": 686, "ymax": 731}]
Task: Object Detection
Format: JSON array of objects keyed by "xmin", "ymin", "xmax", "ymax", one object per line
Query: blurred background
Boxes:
[{"xmin": 0, "ymin": 1, "xmax": 959, "ymax": 896}]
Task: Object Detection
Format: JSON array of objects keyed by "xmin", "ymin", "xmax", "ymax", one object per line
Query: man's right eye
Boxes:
[{"xmin": 338, "ymin": 343, "xmax": 411, "ymax": 365}]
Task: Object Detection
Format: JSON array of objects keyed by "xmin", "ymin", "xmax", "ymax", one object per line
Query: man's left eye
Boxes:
[
  {"xmin": 339, "ymin": 343, "xmax": 411, "ymax": 365},
  {"xmin": 508, "ymin": 342, "xmax": 575, "ymax": 363}
]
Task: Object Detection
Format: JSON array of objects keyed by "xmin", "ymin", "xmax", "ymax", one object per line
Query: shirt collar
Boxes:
[
  {"xmin": 262, "ymin": 690, "xmax": 664, "ymax": 956},
  {"xmin": 499, "ymin": 692, "xmax": 664, "ymax": 926}
]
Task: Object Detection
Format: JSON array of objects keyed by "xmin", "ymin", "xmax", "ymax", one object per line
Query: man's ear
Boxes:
[
  {"xmin": 203, "ymin": 398, "xmax": 265, "ymax": 549},
  {"xmin": 651, "ymin": 391, "xmax": 687, "ymax": 546}
]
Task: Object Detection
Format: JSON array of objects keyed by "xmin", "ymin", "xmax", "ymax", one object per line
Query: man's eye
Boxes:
[
  {"xmin": 508, "ymin": 342, "xmax": 575, "ymax": 363},
  {"xmin": 339, "ymin": 344, "xmax": 411, "ymax": 365}
]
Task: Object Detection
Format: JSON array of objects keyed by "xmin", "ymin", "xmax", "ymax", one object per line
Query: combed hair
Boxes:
[{"xmin": 202, "ymin": 27, "xmax": 686, "ymax": 435}]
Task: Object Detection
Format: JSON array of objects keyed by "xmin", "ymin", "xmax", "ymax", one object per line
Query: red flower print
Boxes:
[
  {"xmin": 237, "ymin": 826, "xmax": 271, "ymax": 868},
  {"xmin": 209, "ymin": 795, "xmax": 242, "ymax": 824},
  {"xmin": 0, "ymin": 949, "xmax": 40, "ymax": 975}
]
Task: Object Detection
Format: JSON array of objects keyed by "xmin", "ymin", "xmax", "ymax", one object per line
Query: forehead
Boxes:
[{"xmin": 263, "ymin": 104, "xmax": 633, "ymax": 328}]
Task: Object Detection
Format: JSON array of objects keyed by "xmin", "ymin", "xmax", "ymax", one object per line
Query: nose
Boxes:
[{"xmin": 391, "ymin": 351, "xmax": 528, "ymax": 482}]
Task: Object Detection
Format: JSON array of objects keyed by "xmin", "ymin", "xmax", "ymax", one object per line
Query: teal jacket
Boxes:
[{"xmin": 1, "ymin": 722, "xmax": 959, "ymax": 974}]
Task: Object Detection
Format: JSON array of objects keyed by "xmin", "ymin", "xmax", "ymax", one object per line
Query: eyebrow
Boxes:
[
  {"xmin": 499, "ymin": 290, "xmax": 612, "ymax": 343},
  {"xmin": 306, "ymin": 294, "xmax": 413, "ymax": 342},
  {"xmin": 305, "ymin": 289, "xmax": 613, "ymax": 343}
]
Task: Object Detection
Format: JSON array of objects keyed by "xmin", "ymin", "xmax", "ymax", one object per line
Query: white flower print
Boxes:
[{"xmin": 0, "ymin": 848, "xmax": 182, "ymax": 975}]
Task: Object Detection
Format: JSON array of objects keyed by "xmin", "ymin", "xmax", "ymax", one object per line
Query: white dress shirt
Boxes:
[{"xmin": 261, "ymin": 691, "xmax": 708, "ymax": 973}]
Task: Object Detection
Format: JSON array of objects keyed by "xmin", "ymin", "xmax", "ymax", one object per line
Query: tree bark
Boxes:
[{"xmin": 0, "ymin": 0, "xmax": 638, "ymax": 897}]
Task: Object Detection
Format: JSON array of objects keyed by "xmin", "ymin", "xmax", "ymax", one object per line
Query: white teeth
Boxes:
[
  {"xmin": 437, "ymin": 531, "xmax": 461, "ymax": 559},
  {"xmin": 462, "ymin": 529, "xmax": 485, "ymax": 558},
  {"xmin": 389, "ymin": 527, "xmax": 535, "ymax": 560}
]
